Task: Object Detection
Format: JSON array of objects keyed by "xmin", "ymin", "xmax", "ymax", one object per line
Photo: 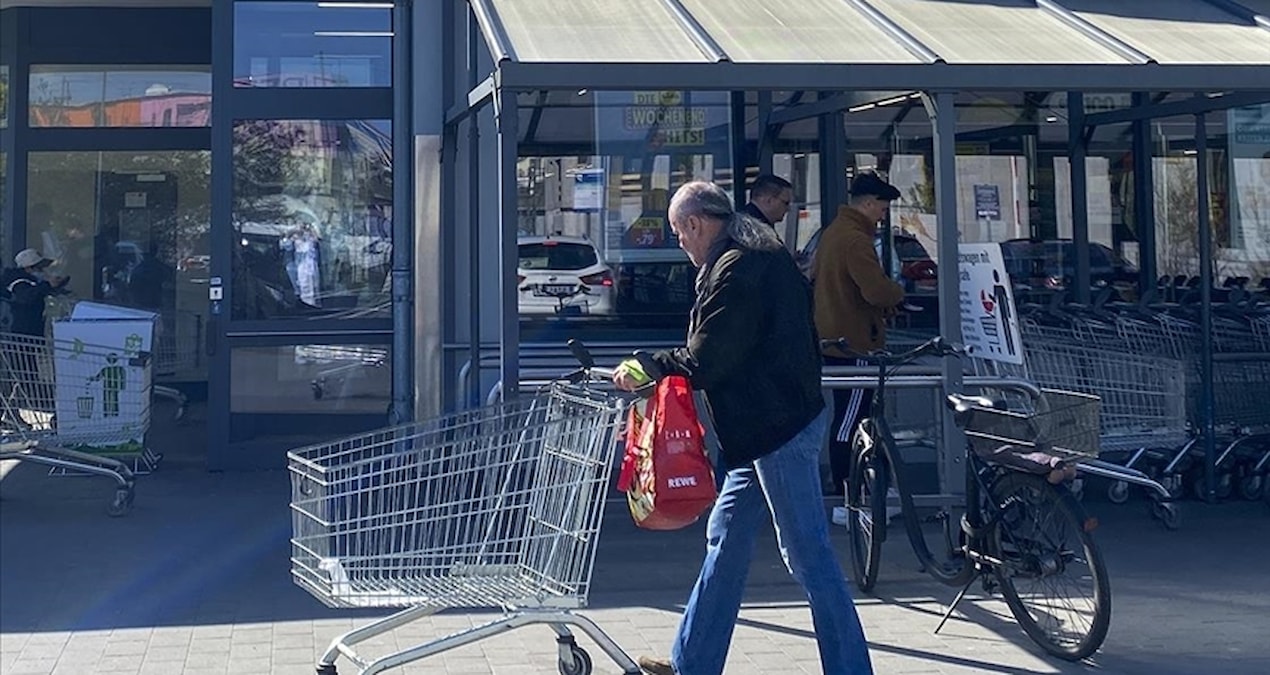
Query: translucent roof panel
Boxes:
[
  {"xmin": 866, "ymin": 0, "xmax": 1131, "ymax": 64},
  {"xmin": 1064, "ymin": 0, "xmax": 1270, "ymax": 65},
  {"xmin": 679, "ymin": 0, "xmax": 921, "ymax": 64},
  {"xmin": 487, "ymin": 0, "xmax": 712, "ymax": 63}
]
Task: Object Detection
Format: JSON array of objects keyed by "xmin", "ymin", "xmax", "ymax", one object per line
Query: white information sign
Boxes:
[
  {"xmin": 572, "ymin": 168, "xmax": 605, "ymax": 211},
  {"xmin": 50, "ymin": 303, "xmax": 156, "ymax": 451},
  {"xmin": 957, "ymin": 244, "xmax": 1023, "ymax": 365}
]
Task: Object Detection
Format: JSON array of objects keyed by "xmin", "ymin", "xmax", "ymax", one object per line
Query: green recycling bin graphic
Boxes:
[{"xmin": 77, "ymin": 388, "xmax": 95, "ymax": 419}]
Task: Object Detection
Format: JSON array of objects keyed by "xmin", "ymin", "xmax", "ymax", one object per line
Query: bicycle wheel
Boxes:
[
  {"xmin": 847, "ymin": 419, "xmax": 887, "ymax": 592},
  {"xmin": 990, "ymin": 471, "xmax": 1111, "ymax": 661}
]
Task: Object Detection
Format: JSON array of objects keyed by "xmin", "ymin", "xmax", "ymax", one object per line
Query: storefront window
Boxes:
[
  {"xmin": 233, "ymin": 2, "xmax": 392, "ymax": 88},
  {"xmin": 28, "ymin": 65, "xmax": 211, "ymax": 128},
  {"xmin": 516, "ymin": 90, "xmax": 732, "ymax": 325},
  {"xmin": 231, "ymin": 119, "xmax": 392, "ymax": 320},
  {"xmin": 26, "ymin": 151, "xmax": 211, "ymax": 381},
  {"xmin": 1153, "ymin": 104, "xmax": 1270, "ymax": 289}
]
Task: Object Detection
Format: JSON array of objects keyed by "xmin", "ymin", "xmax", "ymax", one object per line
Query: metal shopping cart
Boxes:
[
  {"xmin": 0, "ymin": 332, "xmax": 138, "ymax": 516},
  {"xmin": 289, "ymin": 371, "xmax": 639, "ymax": 675},
  {"xmin": 301, "ymin": 345, "xmax": 390, "ymax": 401},
  {"xmin": 151, "ymin": 310, "xmax": 204, "ymax": 422}
]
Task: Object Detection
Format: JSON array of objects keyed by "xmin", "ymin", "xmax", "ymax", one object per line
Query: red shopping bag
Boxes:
[{"xmin": 616, "ymin": 375, "xmax": 717, "ymax": 530}]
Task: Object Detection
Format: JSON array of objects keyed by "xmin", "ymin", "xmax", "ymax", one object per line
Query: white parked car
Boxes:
[{"xmin": 517, "ymin": 236, "xmax": 615, "ymax": 316}]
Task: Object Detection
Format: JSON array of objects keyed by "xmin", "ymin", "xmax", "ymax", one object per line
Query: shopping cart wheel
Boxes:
[
  {"xmin": 1107, "ymin": 480, "xmax": 1130, "ymax": 505},
  {"xmin": 1192, "ymin": 473, "xmax": 1233, "ymax": 501},
  {"xmin": 1150, "ymin": 501, "xmax": 1180, "ymax": 531},
  {"xmin": 107, "ymin": 487, "xmax": 134, "ymax": 517},
  {"xmin": 1238, "ymin": 475, "xmax": 1263, "ymax": 501},
  {"xmin": 558, "ymin": 645, "xmax": 592, "ymax": 675},
  {"xmin": 315, "ymin": 665, "xmax": 337, "ymax": 675},
  {"xmin": 1161, "ymin": 474, "xmax": 1186, "ymax": 500}
]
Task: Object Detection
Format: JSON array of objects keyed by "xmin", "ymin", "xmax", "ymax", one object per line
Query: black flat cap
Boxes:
[{"xmin": 849, "ymin": 172, "xmax": 901, "ymax": 201}]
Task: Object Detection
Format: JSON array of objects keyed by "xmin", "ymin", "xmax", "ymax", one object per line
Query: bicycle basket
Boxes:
[{"xmin": 964, "ymin": 389, "xmax": 1101, "ymax": 462}]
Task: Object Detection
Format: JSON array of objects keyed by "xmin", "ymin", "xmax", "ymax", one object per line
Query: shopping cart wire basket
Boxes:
[
  {"xmin": 289, "ymin": 381, "xmax": 640, "ymax": 675},
  {"xmin": 963, "ymin": 388, "xmax": 1102, "ymax": 466},
  {"xmin": 0, "ymin": 331, "xmax": 139, "ymax": 516}
]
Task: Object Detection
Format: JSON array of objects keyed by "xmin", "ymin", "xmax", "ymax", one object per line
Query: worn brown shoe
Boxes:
[{"xmin": 637, "ymin": 655, "xmax": 676, "ymax": 675}]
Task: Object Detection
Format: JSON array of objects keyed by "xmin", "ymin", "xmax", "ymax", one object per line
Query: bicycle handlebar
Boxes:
[{"xmin": 820, "ymin": 335, "xmax": 966, "ymax": 367}]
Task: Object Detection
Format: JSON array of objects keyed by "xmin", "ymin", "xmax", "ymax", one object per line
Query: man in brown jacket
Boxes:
[{"xmin": 813, "ymin": 172, "xmax": 905, "ymax": 496}]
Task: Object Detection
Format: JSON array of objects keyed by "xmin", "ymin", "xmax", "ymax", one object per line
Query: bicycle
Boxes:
[{"xmin": 827, "ymin": 335, "xmax": 1112, "ymax": 661}]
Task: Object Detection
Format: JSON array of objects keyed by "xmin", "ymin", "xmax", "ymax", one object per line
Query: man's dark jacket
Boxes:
[
  {"xmin": 647, "ymin": 239, "xmax": 825, "ymax": 468},
  {"xmin": 0, "ymin": 268, "xmax": 61, "ymax": 336}
]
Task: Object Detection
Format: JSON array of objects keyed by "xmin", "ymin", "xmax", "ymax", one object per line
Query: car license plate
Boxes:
[{"xmin": 535, "ymin": 284, "xmax": 576, "ymax": 296}]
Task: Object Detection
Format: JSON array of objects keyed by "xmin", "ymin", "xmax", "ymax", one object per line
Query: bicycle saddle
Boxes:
[{"xmin": 945, "ymin": 393, "xmax": 1000, "ymax": 414}]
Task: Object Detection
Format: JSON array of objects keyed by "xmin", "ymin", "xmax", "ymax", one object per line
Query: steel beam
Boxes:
[
  {"xmin": 1035, "ymin": 0, "xmax": 1154, "ymax": 64},
  {"xmin": 391, "ymin": 0, "xmax": 416, "ymax": 424},
  {"xmin": 930, "ymin": 90, "xmax": 965, "ymax": 497},
  {"xmin": 496, "ymin": 61, "xmax": 1270, "ymax": 93},
  {"xmin": 1195, "ymin": 110, "xmax": 1217, "ymax": 503},
  {"xmin": 1068, "ymin": 92, "xmax": 1092, "ymax": 305},
  {"xmin": 730, "ymin": 91, "xmax": 748, "ymax": 209},
  {"xmin": 1086, "ymin": 91, "xmax": 1270, "ymax": 128},
  {"xmin": 844, "ymin": 0, "xmax": 942, "ymax": 63},
  {"xmin": 495, "ymin": 82, "xmax": 520, "ymax": 400},
  {"xmin": 757, "ymin": 91, "xmax": 774, "ymax": 175},
  {"xmin": 659, "ymin": 0, "xmax": 729, "ymax": 62},
  {"xmin": 468, "ymin": 0, "xmax": 515, "ymax": 63},
  {"xmin": 1131, "ymin": 92, "xmax": 1157, "ymax": 292}
]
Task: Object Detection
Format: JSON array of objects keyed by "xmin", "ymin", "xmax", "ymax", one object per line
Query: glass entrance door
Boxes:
[
  {"xmin": 207, "ymin": 117, "xmax": 393, "ymax": 469},
  {"xmin": 209, "ymin": 0, "xmax": 395, "ymax": 469},
  {"xmin": 26, "ymin": 150, "xmax": 213, "ymax": 466}
]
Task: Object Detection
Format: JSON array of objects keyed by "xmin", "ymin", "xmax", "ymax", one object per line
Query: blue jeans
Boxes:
[{"xmin": 671, "ymin": 409, "xmax": 873, "ymax": 675}]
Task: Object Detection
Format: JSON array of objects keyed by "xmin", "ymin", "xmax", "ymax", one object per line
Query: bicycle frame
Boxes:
[{"xmin": 855, "ymin": 345, "xmax": 1068, "ymax": 588}]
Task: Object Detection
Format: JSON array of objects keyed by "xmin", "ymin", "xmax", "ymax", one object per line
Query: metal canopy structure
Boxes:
[
  {"xmin": 470, "ymin": 0, "xmax": 1270, "ymax": 92},
  {"xmin": 450, "ymin": 0, "xmax": 1270, "ymax": 502}
]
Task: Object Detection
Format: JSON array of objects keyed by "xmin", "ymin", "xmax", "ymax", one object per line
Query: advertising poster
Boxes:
[
  {"xmin": 594, "ymin": 90, "xmax": 731, "ymax": 262},
  {"xmin": 958, "ymin": 244, "xmax": 1023, "ymax": 365},
  {"xmin": 50, "ymin": 303, "xmax": 155, "ymax": 452}
]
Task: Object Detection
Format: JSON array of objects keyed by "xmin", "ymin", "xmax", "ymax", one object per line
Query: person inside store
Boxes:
[
  {"xmin": 813, "ymin": 172, "xmax": 906, "ymax": 498},
  {"xmin": 1, "ymin": 248, "xmax": 72, "ymax": 337},
  {"xmin": 613, "ymin": 181, "xmax": 874, "ymax": 675},
  {"xmin": 741, "ymin": 174, "xmax": 794, "ymax": 229}
]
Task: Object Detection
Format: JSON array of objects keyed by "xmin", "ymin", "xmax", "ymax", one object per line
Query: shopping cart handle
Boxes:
[{"xmin": 566, "ymin": 338, "xmax": 595, "ymax": 368}]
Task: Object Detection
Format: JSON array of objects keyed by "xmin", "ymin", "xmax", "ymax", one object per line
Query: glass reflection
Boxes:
[
  {"xmin": 233, "ymin": 2, "xmax": 392, "ymax": 88},
  {"xmin": 28, "ymin": 65, "xmax": 211, "ymax": 128},
  {"xmin": 231, "ymin": 119, "xmax": 392, "ymax": 320},
  {"xmin": 515, "ymin": 90, "xmax": 734, "ymax": 323},
  {"xmin": 230, "ymin": 344, "xmax": 390, "ymax": 414}
]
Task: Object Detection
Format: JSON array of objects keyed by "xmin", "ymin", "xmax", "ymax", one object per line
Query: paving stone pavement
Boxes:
[{"xmin": 3, "ymin": 417, "xmax": 1269, "ymax": 675}]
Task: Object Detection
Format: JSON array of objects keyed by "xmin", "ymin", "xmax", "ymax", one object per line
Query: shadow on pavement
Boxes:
[{"xmin": 3, "ymin": 403, "xmax": 1268, "ymax": 675}]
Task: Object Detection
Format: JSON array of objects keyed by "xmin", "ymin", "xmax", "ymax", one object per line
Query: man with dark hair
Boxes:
[{"xmin": 742, "ymin": 174, "xmax": 793, "ymax": 228}]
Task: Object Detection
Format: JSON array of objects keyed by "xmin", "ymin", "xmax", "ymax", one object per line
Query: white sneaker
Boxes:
[{"xmin": 831, "ymin": 506, "xmax": 849, "ymax": 527}]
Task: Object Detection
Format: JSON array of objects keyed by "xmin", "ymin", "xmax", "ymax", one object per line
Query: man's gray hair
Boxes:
[{"xmin": 670, "ymin": 181, "xmax": 783, "ymax": 252}]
